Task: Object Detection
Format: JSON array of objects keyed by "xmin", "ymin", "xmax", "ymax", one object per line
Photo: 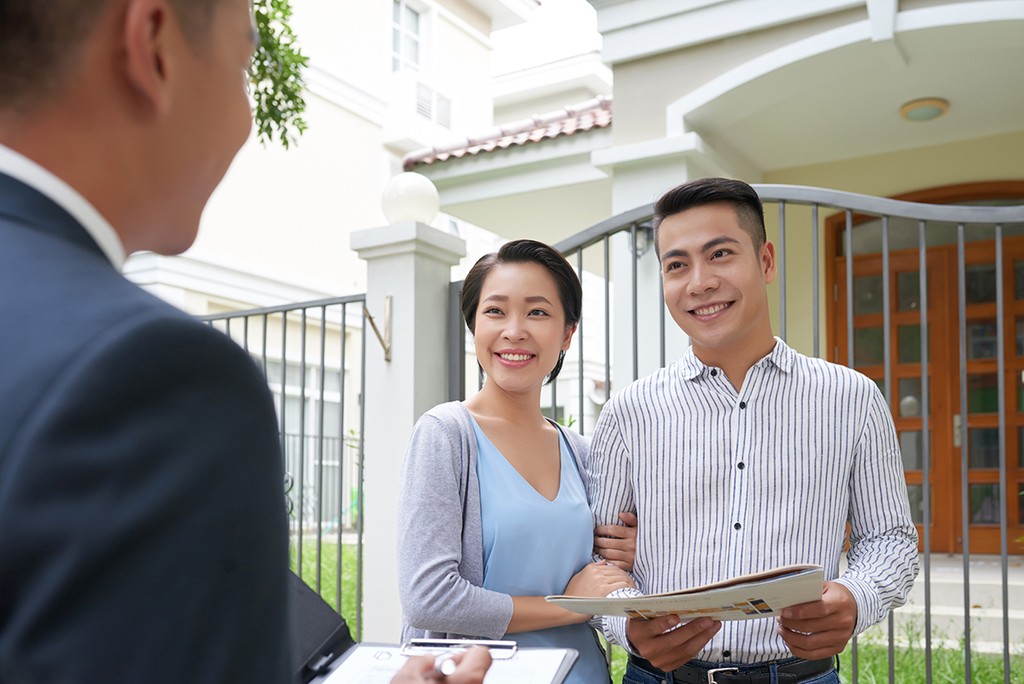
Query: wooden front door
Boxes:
[{"xmin": 833, "ymin": 239, "xmax": 1024, "ymax": 554}]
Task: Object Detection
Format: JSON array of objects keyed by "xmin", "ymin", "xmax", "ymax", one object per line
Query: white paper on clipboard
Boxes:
[{"xmin": 315, "ymin": 642, "xmax": 578, "ymax": 684}]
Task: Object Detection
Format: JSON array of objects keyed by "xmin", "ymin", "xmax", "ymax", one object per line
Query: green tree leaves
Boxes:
[{"xmin": 250, "ymin": 0, "xmax": 309, "ymax": 148}]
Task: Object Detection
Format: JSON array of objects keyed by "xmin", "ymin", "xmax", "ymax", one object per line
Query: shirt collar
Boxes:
[
  {"xmin": 679, "ymin": 336, "xmax": 796, "ymax": 380},
  {"xmin": 0, "ymin": 143, "xmax": 125, "ymax": 268}
]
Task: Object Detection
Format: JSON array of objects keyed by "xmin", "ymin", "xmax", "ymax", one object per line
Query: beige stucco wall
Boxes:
[
  {"xmin": 497, "ymin": 87, "xmax": 601, "ymax": 124},
  {"xmin": 610, "ymin": 8, "xmax": 865, "ymax": 146},
  {"xmin": 189, "ymin": 95, "xmax": 385, "ymax": 296},
  {"xmin": 296, "ymin": 0, "xmax": 385, "ymax": 94},
  {"xmin": 442, "ymin": 0, "xmax": 489, "ymax": 36},
  {"xmin": 765, "ymin": 130, "xmax": 1024, "ymax": 196},
  {"xmin": 434, "ymin": 6, "xmax": 494, "ymax": 130},
  {"xmin": 183, "ymin": 1, "xmax": 501, "ymax": 300}
]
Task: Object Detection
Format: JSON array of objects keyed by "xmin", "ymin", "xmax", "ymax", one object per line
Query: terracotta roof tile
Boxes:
[{"xmin": 403, "ymin": 95, "xmax": 612, "ymax": 170}]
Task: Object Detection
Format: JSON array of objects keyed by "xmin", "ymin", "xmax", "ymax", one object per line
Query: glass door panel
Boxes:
[
  {"xmin": 958, "ymin": 238, "xmax": 1024, "ymax": 553},
  {"xmin": 834, "ymin": 249, "xmax": 954, "ymax": 551}
]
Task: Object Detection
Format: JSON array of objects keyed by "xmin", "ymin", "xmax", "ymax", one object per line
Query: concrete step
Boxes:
[{"xmin": 857, "ymin": 554, "xmax": 1024, "ymax": 653}]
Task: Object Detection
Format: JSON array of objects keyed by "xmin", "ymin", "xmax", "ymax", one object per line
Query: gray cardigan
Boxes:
[{"xmin": 397, "ymin": 401, "xmax": 590, "ymax": 642}]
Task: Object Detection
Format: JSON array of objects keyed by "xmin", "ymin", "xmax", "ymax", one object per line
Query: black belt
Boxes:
[{"xmin": 628, "ymin": 653, "xmax": 835, "ymax": 684}]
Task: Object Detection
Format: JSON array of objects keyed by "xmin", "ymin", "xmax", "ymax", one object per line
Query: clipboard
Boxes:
[
  {"xmin": 289, "ymin": 573, "xmax": 577, "ymax": 683},
  {"xmin": 311, "ymin": 640, "xmax": 579, "ymax": 684},
  {"xmin": 289, "ymin": 572, "xmax": 356, "ymax": 682},
  {"xmin": 400, "ymin": 638, "xmax": 519, "ymax": 660}
]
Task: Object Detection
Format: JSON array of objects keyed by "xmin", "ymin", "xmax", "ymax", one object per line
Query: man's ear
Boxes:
[
  {"xmin": 122, "ymin": 0, "xmax": 173, "ymax": 115},
  {"xmin": 761, "ymin": 241, "xmax": 777, "ymax": 285}
]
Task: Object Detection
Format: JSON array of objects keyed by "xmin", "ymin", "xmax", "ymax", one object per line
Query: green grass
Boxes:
[
  {"xmin": 610, "ymin": 646, "xmax": 627, "ymax": 681},
  {"xmin": 290, "ymin": 538, "xmax": 361, "ymax": 636},
  {"xmin": 605, "ymin": 634, "xmax": 1023, "ymax": 683},
  {"xmin": 295, "ymin": 543, "xmax": 1023, "ymax": 683},
  {"xmin": 838, "ymin": 629, "xmax": 1024, "ymax": 683}
]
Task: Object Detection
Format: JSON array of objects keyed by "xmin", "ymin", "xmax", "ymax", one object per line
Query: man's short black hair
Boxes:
[
  {"xmin": 0, "ymin": 0, "xmax": 217, "ymax": 111},
  {"xmin": 652, "ymin": 177, "xmax": 767, "ymax": 257}
]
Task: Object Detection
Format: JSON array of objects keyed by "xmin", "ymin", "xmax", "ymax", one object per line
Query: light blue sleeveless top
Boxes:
[{"xmin": 471, "ymin": 417, "xmax": 609, "ymax": 684}]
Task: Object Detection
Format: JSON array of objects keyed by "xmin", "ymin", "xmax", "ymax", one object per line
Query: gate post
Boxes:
[{"xmin": 351, "ymin": 221, "xmax": 465, "ymax": 641}]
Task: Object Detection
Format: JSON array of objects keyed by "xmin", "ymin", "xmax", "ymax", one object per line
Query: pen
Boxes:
[{"xmin": 433, "ymin": 652, "xmax": 458, "ymax": 676}]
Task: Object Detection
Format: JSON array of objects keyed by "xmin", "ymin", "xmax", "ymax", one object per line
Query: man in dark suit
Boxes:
[{"xmin": 0, "ymin": 1, "xmax": 292, "ymax": 681}]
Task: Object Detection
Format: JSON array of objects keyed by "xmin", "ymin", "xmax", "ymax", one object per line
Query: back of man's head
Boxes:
[
  {"xmin": 652, "ymin": 177, "xmax": 767, "ymax": 258},
  {"xmin": 0, "ymin": 0, "xmax": 215, "ymax": 113},
  {"xmin": 0, "ymin": 0, "xmax": 253, "ymax": 257}
]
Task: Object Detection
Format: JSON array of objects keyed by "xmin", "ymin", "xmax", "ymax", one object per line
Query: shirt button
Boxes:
[
  {"xmin": 737, "ymin": 462, "xmax": 745, "ymax": 470},
  {"xmin": 710, "ymin": 369, "xmax": 718, "ymax": 377},
  {"xmin": 734, "ymin": 522, "xmax": 742, "ymax": 530},
  {"xmin": 723, "ymin": 650, "xmax": 732, "ymax": 659},
  {"xmin": 739, "ymin": 401, "xmax": 747, "ymax": 409}
]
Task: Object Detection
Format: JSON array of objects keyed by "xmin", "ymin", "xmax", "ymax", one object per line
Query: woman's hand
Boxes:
[
  {"xmin": 547, "ymin": 561, "xmax": 636, "ymax": 625},
  {"xmin": 565, "ymin": 560, "xmax": 637, "ymax": 598},
  {"xmin": 594, "ymin": 511, "xmax": 638, "ymax": 571},
  {"xmin": 507, "ymin": 561, "xmax": 637, "ymax": 632}
]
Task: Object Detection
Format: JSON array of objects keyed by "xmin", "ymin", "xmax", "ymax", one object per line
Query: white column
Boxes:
[
  {"xmin": 606, "ymin": 156, "xmax": 693, "ymax": 390},
  {"xmin": 351, "ymin": 221, "xmax": 465, "ymax": 642}
]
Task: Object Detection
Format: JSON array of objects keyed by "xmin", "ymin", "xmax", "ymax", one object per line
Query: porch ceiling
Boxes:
[
  {"xmin": 683, "ymin": 17, "xmax": 1024, "ymax": 171},
  {"xmin": 443, "ymin": 180, "xmax": 612, "ymax": 249}
]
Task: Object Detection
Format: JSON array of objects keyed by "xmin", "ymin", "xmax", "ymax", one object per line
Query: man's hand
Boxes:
[
  {"xmin": 390, "ymin": 646, "xmax": 492, "ymax": 683},
  {"xmin": 626, "ymin": 615, "xmax": 721, "ymax": 672},
  {"xmin": 777, "ymin": 581, "xmax": 858, "ymax": 659},
  {"xmin": 594, "ymin": 511, "xmax": 638, "ymax": 571}
]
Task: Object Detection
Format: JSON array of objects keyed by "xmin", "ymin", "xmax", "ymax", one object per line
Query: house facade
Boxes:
[
  {"xmin": 125, "ymin": 0, "xmax": 610, "ymax": 310},
  {"xmin": 122, "ymin": 0, "xmax": 617, "ymax": 503},
  {"xmin": 122, "ymin": 1, "xmax": 1024, "ymax": 556},
  {"xmin": 409, "ymin": 0, "xmax": 1024, "ymax": 555}
]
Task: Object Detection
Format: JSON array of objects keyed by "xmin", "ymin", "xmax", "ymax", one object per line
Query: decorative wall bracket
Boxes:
[{"xmin": 364, "ymin": 295, "xmax": 392, "ymax": 362}]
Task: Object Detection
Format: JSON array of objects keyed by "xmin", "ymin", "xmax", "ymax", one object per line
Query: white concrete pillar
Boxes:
[
  {"xmin": 351, "ymin": 221, "xmax": 465, "ymax": 642},
  {"xmin": 604, "ymin": 155, "xmax": 693, "ymax": 390}
]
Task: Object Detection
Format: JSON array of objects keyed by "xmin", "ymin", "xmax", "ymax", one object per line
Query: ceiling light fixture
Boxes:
[{"xmin": 899, "ymin": 97, "xmax": 949, "ymax": 122}]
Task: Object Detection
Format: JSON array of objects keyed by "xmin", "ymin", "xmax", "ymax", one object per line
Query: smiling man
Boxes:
[
  {"xmin": 586, "ymin": 177, "xmax": 919, "ymax": 684},
  {"xmin": 0, "ymin": 1, "xmax": 291, "ymax": 682}
]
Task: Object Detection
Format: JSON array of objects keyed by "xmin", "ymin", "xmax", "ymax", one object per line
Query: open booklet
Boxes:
[{"xmin": 546, "ymin": 564, "xmax": 824, "ymax": 621}]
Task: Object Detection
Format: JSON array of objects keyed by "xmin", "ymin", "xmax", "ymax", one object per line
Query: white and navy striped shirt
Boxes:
[{"xmin": 588, "ymin": 338, "xmax": 919, "ymax": 664}]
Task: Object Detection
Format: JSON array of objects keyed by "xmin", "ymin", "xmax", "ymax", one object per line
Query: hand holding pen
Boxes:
[{"xmin": 390, "ymin": 645, "xmax": 492, "ymax": 683}]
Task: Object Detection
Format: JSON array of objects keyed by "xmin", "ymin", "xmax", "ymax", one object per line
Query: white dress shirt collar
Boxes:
[
  {"xmin": 0, "ymin": 143, "xmax": 126, "ymax": 269},
  {"xmin": 679, "ymin": 336, "xmax": 792, "ymax": 380}
]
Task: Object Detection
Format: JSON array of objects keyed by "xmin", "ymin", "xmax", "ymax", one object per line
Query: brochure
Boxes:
[{"xmin": 546, "ymin": 564, "xmax": 824, "ymax": 621}]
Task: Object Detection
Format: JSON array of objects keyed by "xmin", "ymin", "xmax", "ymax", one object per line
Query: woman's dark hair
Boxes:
[{"xmin": 460, "ymin": 239, "xmax": 582, "ymax": 383}]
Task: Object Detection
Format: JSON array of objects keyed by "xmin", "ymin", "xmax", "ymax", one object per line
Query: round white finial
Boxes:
[{"xmin": 381, "ymin": 172, "xmax": 440, "ymax": 225}]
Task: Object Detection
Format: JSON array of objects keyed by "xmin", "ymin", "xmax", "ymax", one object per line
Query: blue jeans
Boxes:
[{"xmin": 622, "ymin": 659, "xmax": 840, "ymax": 684}]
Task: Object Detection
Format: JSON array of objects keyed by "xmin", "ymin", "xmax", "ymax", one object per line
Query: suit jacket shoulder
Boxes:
[{"xmin": 0, "ymin": 178, "xmax": 291, "ymax": 683}]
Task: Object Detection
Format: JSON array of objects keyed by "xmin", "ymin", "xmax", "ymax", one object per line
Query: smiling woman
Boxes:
[
  {"xmin": 460, "ymin": 240, "xmax": 582, "ymax": 385},
  {"xmin": 396, "ymin": 239, "xmax": 639, "ymax": 684}
]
